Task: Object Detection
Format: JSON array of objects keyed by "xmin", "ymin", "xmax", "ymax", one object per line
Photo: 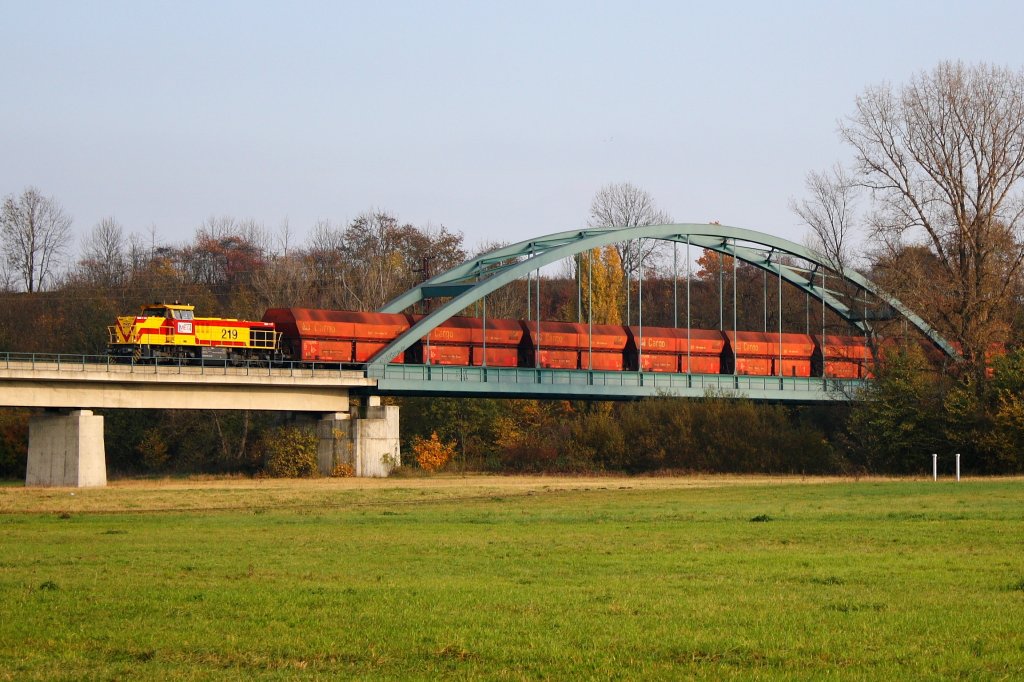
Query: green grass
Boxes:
[{"xmin": 1, "ymin": 477, "xmax": 1023, "ymax": 679}]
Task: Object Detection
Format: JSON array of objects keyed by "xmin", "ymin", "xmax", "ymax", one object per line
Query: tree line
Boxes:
[{"xmin": 2, "ymin": 60, "xmax": 1024, "ymax": 478}]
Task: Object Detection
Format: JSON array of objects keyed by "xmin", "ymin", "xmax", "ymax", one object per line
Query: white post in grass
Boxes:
[
  {"xmin": 932, "ymin": 453, "xmax": 938, "ymax": 481},
  {"xmin": 955, "ymin": 453, "xmax": 961, "ymax": 482}
]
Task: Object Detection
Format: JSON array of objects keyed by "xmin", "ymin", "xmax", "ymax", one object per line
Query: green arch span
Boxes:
[{"xmin": 369, "ymin": 223, "xmax": 956, "ymax": 368}]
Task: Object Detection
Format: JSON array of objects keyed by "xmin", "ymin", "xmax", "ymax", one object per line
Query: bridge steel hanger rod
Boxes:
[{"xmin": 371, "ymin": 223, "xmax": 956, "ymax": 370}]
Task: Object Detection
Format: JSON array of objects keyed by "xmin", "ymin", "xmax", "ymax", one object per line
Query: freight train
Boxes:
[{"xmin": 109, "ymin": 303, "xmax": 875, "ymax": 378}]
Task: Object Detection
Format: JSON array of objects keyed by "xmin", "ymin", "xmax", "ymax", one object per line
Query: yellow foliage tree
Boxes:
[
  {"xmin": 574, "ymin": 246, "xmax": 623, "ymax": 325},
  {"xmin": 412, "ymin": 431, "xmax": 457, "ymax": 472}
]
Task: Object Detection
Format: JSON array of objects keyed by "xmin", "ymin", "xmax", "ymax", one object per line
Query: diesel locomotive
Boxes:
[{"xmin": 108, "ymin": 303, "xmax": 281, "ymax": 362}]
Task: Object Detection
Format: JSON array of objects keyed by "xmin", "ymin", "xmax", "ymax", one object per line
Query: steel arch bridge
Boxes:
[{"xmin": 362, "ymin": 223, "xmax": 955, "ymax": 402}]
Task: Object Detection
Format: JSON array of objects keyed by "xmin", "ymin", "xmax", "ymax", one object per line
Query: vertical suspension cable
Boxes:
[
  {"xmin": 526, "ymin": 269, "xmax": 532, "ymax": 322},
  {"xmin": 763, "ymin": 268, "xmax": 767, "ymax": 332},
  {"xmin": 732, "ymin": 239, "xmax": 737, "ymax": 375},
  {"xmin": 536, "ymin": 261, "xmax": 541, "ymax": 369},
  {"xmin": 863, "ymin": 289, "xmax": 869, "ymax": 380},
  {"xmin": 686, "ymin": 235, "xmax": 691, "ymax": 374},
  {"xmin": 588, "ymin": 248, "xmax": 593, "ymax": 370},
  {"xmin": 778, "ymin": 257, "xmax": 783, "ymax": 377},
  {"xmin": 673, "ymin": 241, "xmax": 678, "ymax": 329},
  {"xmin": 638, "ymin": 243, "xmax": 644, "ymax": 373},
  {"xmin": 479, "ymin": 267, "xmax": 486, "ymax": 368},
  {"xmin": 577, "ymin": 253, "xmax": 582, "ymax": 324},
  {"xmin": 719, "ymin": 249, "xmax": 724, "ymax": 331},
  {"xmin": 821, "ymin": 270, "xmax": 826, "ymax": 378},
  {"xmin": 626, "ymin": 241, "xmax": 631, "ymax": 326}
]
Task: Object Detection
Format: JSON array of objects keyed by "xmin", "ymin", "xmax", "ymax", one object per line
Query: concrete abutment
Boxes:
[
  {"xmin": 317, "ymin": 398, "xmax": 400, "ymax": 477},
  {"xmin": 26, "ymin": 410, "xmax": 107, "ymax": 487}
]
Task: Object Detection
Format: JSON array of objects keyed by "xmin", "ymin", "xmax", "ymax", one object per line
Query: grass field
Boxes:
[{"xmin": 1, "ymin": 475, "xmax": 1022, "ymax": 680}]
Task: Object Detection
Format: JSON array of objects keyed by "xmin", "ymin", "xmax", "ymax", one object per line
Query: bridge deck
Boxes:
[
  {"xmin": 368, "ymin": 364, "xmax": 862, "ymax": 401},
  {"xmin": 1, "ymin": 354, "xmax": 861, "ymax": 404},
  {"xmin": 0, "ymin": 354, "xmax": 370, "ymax": 412}
]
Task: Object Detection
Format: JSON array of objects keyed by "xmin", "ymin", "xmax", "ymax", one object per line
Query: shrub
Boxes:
[
  {"xmin": 136, "ymin": 427, "xmax": 170, "ymax": 472},
  {"xmin": 331, "ymin": 462, "xmax": 354, "ymax": 478},
  {"xmin": 261, "ymin": 426, "xmax": 319, "ymax": 478},
  {"xmin": 412, "ymin": 432, "xmax": 457, "ymax": 472}
]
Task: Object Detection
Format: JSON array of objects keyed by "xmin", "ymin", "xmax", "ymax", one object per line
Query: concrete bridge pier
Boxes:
[
  {"xmin": 318, "ymin": 397, "xmax": 400, "ymax": 477},
  {"xmin": 26, "ymin": 410, "xmax": 107, "ymax": 487}
]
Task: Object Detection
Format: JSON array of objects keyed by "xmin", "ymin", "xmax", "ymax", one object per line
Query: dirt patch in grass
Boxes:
[
  {"xmin": 0, "ymin": 473, "xmax": 858, "ymax": 515},
  {"xmin": 3, "ymin": 473, "xmax": 1019, "ymax": 517}
]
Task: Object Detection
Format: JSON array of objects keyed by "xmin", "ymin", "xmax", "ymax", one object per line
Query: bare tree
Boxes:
[
  {"xmin": 791, "ymin": 164, "xmax": 858, "ymax": 271},
  {"xmin": 469, "ymin": 240, "xmax": 525, "ymax": 319},
  {"xmin": 587, "ymin": 182, "xmax": 672, "ymax": 277},
  {"xmin": 0, "ymin": 259, "xmax": 14, "ymax": 292},
  {"xmin": 1, "ymin": 187, "xmax": 73, "ymax": 292},
  {"xmin": 126, "ymin": 229, "xmax": 156, "ymax": 276},
  {"xmin": 589, "ymin": 181, "xmax": 672, "ymax": 231},
  {"xmin": 275, "ymin": 219, "xmax": 294, "ymax": 258},
  {"xmin": 837, "ymin": 61, "xmax": 1024, "ymax": 382},
  {"xmin": 251, "ymin": 250, "xmax": 311, "ymax": 309},
  {"xmin": 305, "ymin": 219, "xmax": 348, "ymax": 308},
  {"xmin": 79, "ymin": 217, "xmax": 127, "ymax": 287}
]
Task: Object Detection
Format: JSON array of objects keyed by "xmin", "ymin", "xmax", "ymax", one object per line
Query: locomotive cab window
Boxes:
[
  {"xmin": 172, "ymin": 309, "xmax": 194, "ymax": 321},
  {"xmin": 143, "ymin": 307, "xmax": 168, "ymax": 318}
]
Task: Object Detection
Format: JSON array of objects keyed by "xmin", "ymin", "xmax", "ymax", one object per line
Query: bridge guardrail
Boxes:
[
  {"xmin": 3, "ymin": 352, "xmax": 866, "ymax": 398},
  {"xmin": 367, "ymin": 363, "xmax": 866, "ymax": 396},
  {"xmin": 0, "ymin": 352, "xmax": 366, "ymax": 379}
]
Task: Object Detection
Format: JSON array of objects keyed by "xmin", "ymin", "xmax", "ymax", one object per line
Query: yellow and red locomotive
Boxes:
[{"xmin": 108, "ymin": 303, "xmax": 280, "ymax": 362}]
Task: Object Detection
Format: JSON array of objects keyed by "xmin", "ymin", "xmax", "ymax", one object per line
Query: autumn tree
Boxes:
[
  {"xmin": 574, "ymin": 246, "xmax": 624, "ymax": 324},
  {"xmin": 304, "ymin": 212, "xmax": 465, "ymax": 312},
  {"xmin": 182, "ymin": 216, "xmax": 266, "ymax": 284},
  {"xmin": 344, "ymin": 212, "xmax": 465, "ymax": 310},
  {"xmin": 494, "ymin": 400, "xmax": 576, "ymax": 471},
  {"xmin": 1, "ymin": 187, "xmax": 73, "ymax": 292},
  {"xmin": 695, "ymin": 250, "xmax": 734, "ymax": 282},
  {"xmin": 836, "ymin": 61, "xmax": 1024, "ymax": 384},
  {"xmin": 177, "ymin": 217, "xmax": 269, "ymax": 315}
]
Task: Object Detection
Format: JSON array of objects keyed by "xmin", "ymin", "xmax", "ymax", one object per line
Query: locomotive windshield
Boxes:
[{"xmin": 142, "ymin": 307, "xmax": 168, "ymax": 318}]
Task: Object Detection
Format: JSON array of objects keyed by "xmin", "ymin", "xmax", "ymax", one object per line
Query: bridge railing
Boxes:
[
  {"xmin": 0, "ymin": 352, "xmax": 366, "ymax": 379},
  {"xmin": 366, "ymin": 363, "xmax": 866, "ymax": 397},
  {"xmin": 2, "ymin": 352, "xmax": 867, "ymax": 399}
]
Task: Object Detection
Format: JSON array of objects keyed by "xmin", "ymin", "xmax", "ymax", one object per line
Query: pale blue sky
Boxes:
[{"xmin": 2, "ymin": 0, "xmax": 1022, "ymax": 252}]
